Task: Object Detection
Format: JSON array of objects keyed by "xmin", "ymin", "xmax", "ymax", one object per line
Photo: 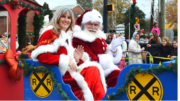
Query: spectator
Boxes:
[
  {"xmin": 168, "ymin": 40, "xmax": 178, "ymax": 59},
  {"xmin": 128, "ymin": 32, "xmax": 145, "ymax": 65},
  {"xmin": 117, "ymin": 55, "xmax": 127, "ymax": 70},
  {"xmin": 147, "ymin": 37, "xmax": 172, "ymax": 63},
  {"xmin": 106, "ymin": 34, "xmax": 112, "ymax": 44},
  {"xmin": 151, "ymin": 22, "xmax": 160, "ymax": 36},
  {"xmin": 152, "ymin": 30, "xmax": 161, "ymax": 42},
  {"xmin": 139, "ymin": 30, "xmax": 148, "ymax": 47},
  {"xmin": 146, "ymin": 31, "xmax": 160, "ymax": 64}
]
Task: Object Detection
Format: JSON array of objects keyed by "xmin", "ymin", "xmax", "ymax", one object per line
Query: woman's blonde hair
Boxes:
[
  {"xmin": 49, "ymin": 7, "xmax": 75, "ymax": 35},
  {"xmin": 162, "ymin": 37, "xmax": 172, "ymax": 46}
]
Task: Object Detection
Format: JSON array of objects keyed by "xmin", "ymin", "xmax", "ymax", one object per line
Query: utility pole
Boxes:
[
  {"xmin": 103, "ymin": 0, "xmax": 108, "ymax": 33},
  {"xmin": 131, "ymin": 3, "xmax": 135, "ymax": 33},
  {"xmin": 159, "ymin": 0, "xmax": 165, "ymax": 37},
  {"xmin": 150, "ymin": 0, "xmax": 154, "ymax": 32}
]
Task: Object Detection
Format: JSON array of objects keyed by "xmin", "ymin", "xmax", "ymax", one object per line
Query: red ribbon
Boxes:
[{"xmin": 5, "ymin": 49, "xmax": 22, "ymax": 81}]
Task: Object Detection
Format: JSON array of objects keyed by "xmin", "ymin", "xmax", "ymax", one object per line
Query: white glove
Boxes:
[{"xmin": 111, "ymin": 34, "xmax": 125, "ymax": 52}]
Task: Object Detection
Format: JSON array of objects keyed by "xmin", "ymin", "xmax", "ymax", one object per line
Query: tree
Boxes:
[
  {"xmin": 124, "ymin": 6, "xmax": 146, "ymax": 38},
  {"xmin": 43, "ymin": 2, "xmax": 53, "ymax": 21},
  {"xmin": 165, "ymin": 0, "xmax": 177, "ymax": 28},
  {"xmin": 77, "ymin": 0, "xmax": 92, "ymax": 10},
  {"xmin": 93, "ymin": 0, "xmax": 131, "ymax": 30}
]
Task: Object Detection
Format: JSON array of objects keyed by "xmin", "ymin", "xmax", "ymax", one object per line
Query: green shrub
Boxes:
[{"xmin": 174, "ymin": 29, "xmax": 177, "ymax": 36}]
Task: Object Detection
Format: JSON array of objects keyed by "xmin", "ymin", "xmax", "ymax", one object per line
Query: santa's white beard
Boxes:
[{"xmin": 83, "ymin": 28, "xmax": 103, "ymax": 37}]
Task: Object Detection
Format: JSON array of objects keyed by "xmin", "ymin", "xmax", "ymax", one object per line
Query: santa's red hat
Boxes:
[{"xmin": 73, "ymin": 9, "xmax": 103, "ymax": 33}]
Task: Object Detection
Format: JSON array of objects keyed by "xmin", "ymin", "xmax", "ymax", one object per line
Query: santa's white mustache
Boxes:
[{"xmin": 88, "ymin": 29, "xmax": 97, "ymax": 32}]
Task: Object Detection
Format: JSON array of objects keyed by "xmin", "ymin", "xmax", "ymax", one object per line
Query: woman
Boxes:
[
  {"xmin": 151, "ymin": 22, "xmax": 160, "ymax": 36},
  {"xmin": 147, "ymin": 37, "xmax": 172, "ymax": 63},
  {"xmin": 31, "ymin": 7, "xmax": 106, "ymax": 100},
  {"xmin": 168, "ymin": 40, "xmax": 178, "ymax": 59},
  {"xmin": 105, "ymin": 34, "xmax": 112, "ymax": 44},
  {"xmin": 146, "ymin": 31, "xmax": 160, "ymax": 64},
  {"xmin": 128, "ymin": 32, "xmax": 145, "ymax": 65}
]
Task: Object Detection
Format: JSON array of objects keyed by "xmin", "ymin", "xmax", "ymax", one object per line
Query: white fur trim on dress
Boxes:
[
  {"xmin": 73, "ymin": 25, "xmax": 81, "ymax": 33},
  {"xmin": 31, "ymin": 36, "xmax": 67, "ymax": 61},
  {"xmin": 73, "ymin": 30, "xmax": 106, "ymax": 42},
  {"xmin": 82, "ymin": 9, "xmax": 103, "ymax": 25},
  {"xmin": 58, "ymin": 54, "xmax": 69, "ymax": 75}
]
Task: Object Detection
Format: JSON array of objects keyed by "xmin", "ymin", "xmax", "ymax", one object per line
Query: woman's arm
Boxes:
[
  {"xmin": 147, "ymin": 44, "xmax": 161, "ymax": 48},
  {"xmin": 129, "ymin": 40, "xmax": 142, "ymax": 52}
]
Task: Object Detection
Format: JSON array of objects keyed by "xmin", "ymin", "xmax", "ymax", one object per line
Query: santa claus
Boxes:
[{"xmin": 73, "ymin": 9, "xmax": 125, "ymax": 88}]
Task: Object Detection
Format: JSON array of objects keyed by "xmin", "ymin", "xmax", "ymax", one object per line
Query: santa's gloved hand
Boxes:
[{"xmin": 111, "ymin": 34, "xmax": 125, "ymax": 52}]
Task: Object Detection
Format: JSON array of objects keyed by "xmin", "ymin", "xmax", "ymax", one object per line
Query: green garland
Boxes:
[
  {"xmin": 107, "ymin": 60, "xmax": 177, "ymax": 100},
  {"xmin": 18, "ymin": 15, "xmax": 27, "ymax": 50},
  {"xmin": 33, "ymin": 13, "xmax": 44, "ymax": 45},
  {"xmin": 0, "ymin": 0, "xmax": 43, "ymax": 12},
  {"xmin": 0, "ymin": 53, "xmax": 177, "ymax": 100}
]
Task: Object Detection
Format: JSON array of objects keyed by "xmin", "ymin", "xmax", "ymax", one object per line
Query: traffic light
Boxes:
[
  {"xmin": 133, "ymin": 0, "xmax": 136, "ymax": 4},
  {"xmin": 107, "ymin": 4, "xmax": 114, "ymax": 13}
]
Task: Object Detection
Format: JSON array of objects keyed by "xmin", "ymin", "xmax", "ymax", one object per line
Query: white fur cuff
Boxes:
[
  {"xmin": 58, "ymin": 54, "xmax": 69, "ymax": 76},
  {"xmin": 98, "ymin": 54, "xmax": 114, "ymax": 69}
]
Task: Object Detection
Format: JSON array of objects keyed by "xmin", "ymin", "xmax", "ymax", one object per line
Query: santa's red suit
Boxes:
[
  {"xmin": 31, "ymin": 26, "xmax": 109, "ymax": 100},
  {"xmin": 73, "ymin": 29, "xmax": 122, "ymax": 88}
]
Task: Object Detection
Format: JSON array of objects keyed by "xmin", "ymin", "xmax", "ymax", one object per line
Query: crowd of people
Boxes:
[
  {"xmin": 104, "ymin": 22, "xmax": 178, "ymax": 65},
  {"xmin": 124, "ymin": 23, "xmax": 177, "ymax": 64}
]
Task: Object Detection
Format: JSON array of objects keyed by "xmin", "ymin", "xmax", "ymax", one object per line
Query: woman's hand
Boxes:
[
  {"xmin": 170, "ymin": 56, "xmax": 176, "ymax": 59},
  {"xmin": 167, "ymin": 55, "xmax": 170, "ymax": 58},
  {"xmin": 147, "ymin": 44, "xmax": 151, "ymax": 47},
  {"xmin": 68, "ymin": 60, "xmax": 77, "ymax": 71},
  {"xmin": 74, "ymin": 45, "xmax": 84, "ymax": 62}
]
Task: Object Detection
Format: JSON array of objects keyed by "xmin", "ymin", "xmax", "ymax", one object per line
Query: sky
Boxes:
[{"xmin": 36, "ymin": 0, "xmax": 160, "ymax": 19}]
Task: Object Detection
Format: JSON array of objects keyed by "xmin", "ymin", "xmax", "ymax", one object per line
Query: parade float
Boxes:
[{"xmin": 0, "ymin": 0, "xmax": 177, "ymax": 101}]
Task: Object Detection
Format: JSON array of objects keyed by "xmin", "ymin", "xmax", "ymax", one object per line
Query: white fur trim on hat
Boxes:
[
  {"xmin": 82, "ymin": 9, "xmax": 103, "ymax": 25},
  {"xmin": 73, "ymin": 25, "xmax": 81, "ymax": 33}
]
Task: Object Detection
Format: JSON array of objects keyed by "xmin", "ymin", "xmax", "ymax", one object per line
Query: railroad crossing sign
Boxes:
[
  {"xmin": 30, "ymin": 66, "xmax": 54, "ymax": 98},
  {"xmin": 127, "ymin": 73, "xmax": 163, "ymax": 100}
]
